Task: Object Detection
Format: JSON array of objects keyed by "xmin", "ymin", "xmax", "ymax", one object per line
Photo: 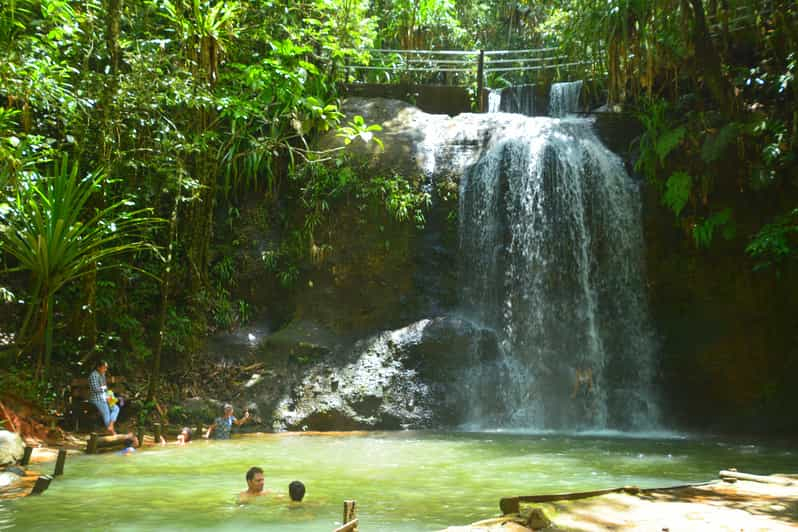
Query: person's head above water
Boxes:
[
  {"xmin": 179, "ymin": 427, "xmax": 192, "ymax": 443},
  {"xmin": 245, "ymin": 467, "xmax": 265, "ymax": 494},
  {"xmin": 223, "ymin": 403, "xmax": 234, "ymax": 416},
  {"xmin": 289, "ymin": 480, "xmax": 305, "ymax": 501}
]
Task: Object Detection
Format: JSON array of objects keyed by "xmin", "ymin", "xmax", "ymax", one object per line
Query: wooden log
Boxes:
[
  {"xmin": 333, "ymin": 519, "xmax": 358, "ymax": 532},
  {"xmin": 500, "ymin": 486, "xmax": 646, "ymax": 514},
  {"xmin": 31, "ymin": 475, "xmax": 52, "ymax": 495},
  {"xmin": 53, "ymin": 448, "xmax": 67, "ymax": 476},
  {"xmin": 96, "ymin": 434, "xmax": 132, "ymax": 446},
  {"xmin": 87, "ymin": 433, "xmax": 99, "ymax": 454},
  {"xmin": 719, "ymin": 470, "xmax": 794, "ymax": 485},
  {"xmin": 20, "ymin": 446, "xmax": 33, "ymax": 467},
  {"xmin": 86, "ymin": 433, "xmax": 133, "ymax": 453}
]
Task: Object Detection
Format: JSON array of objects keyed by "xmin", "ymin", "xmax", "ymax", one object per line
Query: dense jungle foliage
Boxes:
[{"xmin": 0, "ymin": 0, "xmax": 796, "ymax": 419}]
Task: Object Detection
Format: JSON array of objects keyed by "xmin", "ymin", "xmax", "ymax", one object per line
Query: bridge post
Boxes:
[{"xmin": 477, "ymin": 50, "xmax": 485, "ymax": 112}]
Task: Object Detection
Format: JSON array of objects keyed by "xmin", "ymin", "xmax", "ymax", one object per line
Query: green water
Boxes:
[{"xmin": 2, "ymin": 431, "xmax": 796, "ymax": 531}]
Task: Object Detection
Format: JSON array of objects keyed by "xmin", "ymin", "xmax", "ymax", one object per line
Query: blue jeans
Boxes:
[{"xmin": 91, "ymin": 398, "xmax": 120, "ymax": 428}]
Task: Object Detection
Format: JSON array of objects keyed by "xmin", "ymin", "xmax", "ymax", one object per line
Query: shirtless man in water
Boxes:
[{"xmin": 238, "ymin": 466, "xmax": 269, "ymax": 503}]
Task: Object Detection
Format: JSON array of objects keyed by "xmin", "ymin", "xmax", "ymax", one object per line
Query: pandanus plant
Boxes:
[{"xmin": 0, "ymin": 156, "xmax": 162, "ymax": 379}]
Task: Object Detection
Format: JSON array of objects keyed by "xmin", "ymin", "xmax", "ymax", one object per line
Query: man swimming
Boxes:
[{"xmin": 238, "ymin": 466, "xmax": 269, "ymax": 503}]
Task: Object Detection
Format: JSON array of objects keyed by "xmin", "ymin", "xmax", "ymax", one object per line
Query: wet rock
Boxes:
[
  {"xmin": 268, "ymin": 317, "xmax": 499, "ymax": 430},
  {"xmin": 0, "ymin": 431, "xmax": 24, "ymax": 465},
  {"xmin": 523, "ymin": 507, "xmax": 553, "ymax": 530},
  {"xmin": 0, "ymin": 471, "xmax": 22, "ymax": 489}
]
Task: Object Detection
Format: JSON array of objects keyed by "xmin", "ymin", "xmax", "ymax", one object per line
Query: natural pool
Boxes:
[{"xmin": 2, "ymin": 431, "xmax": 797, "ymax": 531}]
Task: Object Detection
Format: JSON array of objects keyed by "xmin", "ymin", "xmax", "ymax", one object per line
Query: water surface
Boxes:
[{"xmin": 2, "ymin": 431, "xmax": 796, "ymax": 531}]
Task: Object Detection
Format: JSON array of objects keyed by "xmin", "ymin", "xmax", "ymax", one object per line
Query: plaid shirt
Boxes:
[{"xmin": 88, "ymin": 369, "xmax": 107, "ymax": 403}]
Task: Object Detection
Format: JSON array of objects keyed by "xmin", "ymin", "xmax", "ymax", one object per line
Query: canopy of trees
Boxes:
[{"xmin": 1, "ymin": 0, "xmax": 795, "ymax": 410}]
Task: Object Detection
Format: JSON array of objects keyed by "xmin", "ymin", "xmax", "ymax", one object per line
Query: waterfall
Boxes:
[
  {"xmin": 487, "ymin": 89, "xmax": 503, "ymax": 113},
  {"xmin": 485, "ymin": 85, "xmax": 535, "ymax": 116},
  {"xmin": 549, "ymin": 81, "xmax": 583, "ymax": 117},
  {"xmin": 339, "ymin": 98, "xmax": 658, "ymax": 431},
  {"xmin": 457, "ymin": 116, "xmax": 658, "ymax": 430}
]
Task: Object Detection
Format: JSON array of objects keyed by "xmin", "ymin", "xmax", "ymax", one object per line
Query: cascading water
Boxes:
[
  {"xmin": 454, "ymin": 115, "xmax": 658, "ymax": 430},
  {"xmin": 549, "ymin": 80, "xmax": 584, "ymax": 117},
  {"xmin": 485, "ymin": 85, "xmax": 535, "ymax": 116},
  {"xmin": 334, "ymin": 98, "xmax": 658, "ymax": 432}
]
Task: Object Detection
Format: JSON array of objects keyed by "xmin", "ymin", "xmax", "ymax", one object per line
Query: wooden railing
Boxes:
[{"xmin": 343, "ymin": 47, "xmax": 594, "ymax": 92}]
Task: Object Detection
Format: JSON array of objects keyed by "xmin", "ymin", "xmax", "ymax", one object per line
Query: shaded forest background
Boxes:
[{"xmin": 1, "ymin": 0, "xmax": 796, "ymax": 433}]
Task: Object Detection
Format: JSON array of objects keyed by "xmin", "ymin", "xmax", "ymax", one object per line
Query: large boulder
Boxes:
[
  {"xmin": 0, "ymin": 430, "xmax": 24, "ymax": 465},
  {"xmin": 267, "ymin": 317, "xmax": 500, "ymax": 430}
]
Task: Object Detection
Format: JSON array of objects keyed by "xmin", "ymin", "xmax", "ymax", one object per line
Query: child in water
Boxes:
[
  {"xmin": 160, "ymin": 427, "xmax": 192, "ymax": 446},
  {"xmin": 118, "ymin": 435, "xmax": 139, "ymax": 455}
]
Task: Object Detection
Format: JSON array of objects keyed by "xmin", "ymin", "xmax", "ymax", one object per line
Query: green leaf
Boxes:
[
  {"xmin": 655, "ymin": 126, "xmax": 685, "ymax": 163},
  {"xmin": 693, "ymin": 208, "xmax": 734, "ymax": 248},
  {"xmin": 662, "ymin": 171, "xmax": 692, "ymax": 216}
]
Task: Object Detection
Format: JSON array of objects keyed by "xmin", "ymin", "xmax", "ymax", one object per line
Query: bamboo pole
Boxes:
[
  {"xmin": 87, "ymin": 433, "xmax": 99, "ymax": 454},
  {"xmin": 20, "ymin": 446, "xmax": 33, "ymax": 466},
  {"xmin": 31, "ymin": 475, "xmax": 52, "ymax": 495},
  {"xmin": 477, "ymin": 50, "xmax": 485, "ymax": 112},
  {"xmin": 53, "ymin": 448, "xmax": 67, "ymax": 476}
]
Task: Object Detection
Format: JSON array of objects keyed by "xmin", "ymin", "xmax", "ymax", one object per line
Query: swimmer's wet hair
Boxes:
[
  {"xmin": 289, "ymin": 480, "xmax": 305, "ymax": 501},
  {"xmin": 246, "ymin": 467, "xmax": 263, "ymax": 482}
]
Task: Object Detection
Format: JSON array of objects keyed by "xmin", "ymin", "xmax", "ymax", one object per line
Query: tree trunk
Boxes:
[
  {"xmin": 148, "ymin": 177, "xmax": 180, "ymax": 401},
  {"xmin": 685, "ymin": 0, "xmax": 735, "ymax": 113}
]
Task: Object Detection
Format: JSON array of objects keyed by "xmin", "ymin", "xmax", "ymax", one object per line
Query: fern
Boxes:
[
  {"xmin": 655, "ymin": 126, "xmax": 686, "ymax": 163},
  {"xmin": 663, "ymin": 171, "xmax": 692, "ymax": 216},
  {"xmin": 693, "ymin": 208, "xmax": 735, "ymax": 248},
  {"xmin": 701, "ymin": 122, "xmax": 740, "ymax": 163},
  {"xmin": 746, "ymin": 207, "xmax": 798, "ymax": 270}
]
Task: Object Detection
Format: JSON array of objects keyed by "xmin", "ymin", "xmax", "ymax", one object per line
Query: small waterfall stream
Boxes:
[
  {"xmin": 549, "ymin": 80, "xmax": 584, "ymax": 117},
  {"xmin": 486, "ymin": 84, "xmax": 536, "ymax": 116}
]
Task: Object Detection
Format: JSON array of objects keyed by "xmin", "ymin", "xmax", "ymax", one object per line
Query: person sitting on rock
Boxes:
[
  {"xmin": 205, "ymin": 404, "xmax": 250, "ymax": 440},
  {"xmin": 88, "ymin": 361, "xmax": 120, "ymax": 435},
  {"xmin": 238, "ymin": 466, "xmax": 269, "ymax": 503}
]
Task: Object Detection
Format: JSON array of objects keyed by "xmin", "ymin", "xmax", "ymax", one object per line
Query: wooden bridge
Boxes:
[
  {"xmin": 343, "ymin": 47, "xmax": 597, "ymax": 113},
  {"xmin": 341, "ymin": 2, "xmax": 769, "ymax": 114}
]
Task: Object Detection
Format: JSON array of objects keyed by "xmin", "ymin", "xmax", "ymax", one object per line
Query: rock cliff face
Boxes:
[{"xmin": 643, "ymin": 187, "xmax": 798, "ymax": 433}]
